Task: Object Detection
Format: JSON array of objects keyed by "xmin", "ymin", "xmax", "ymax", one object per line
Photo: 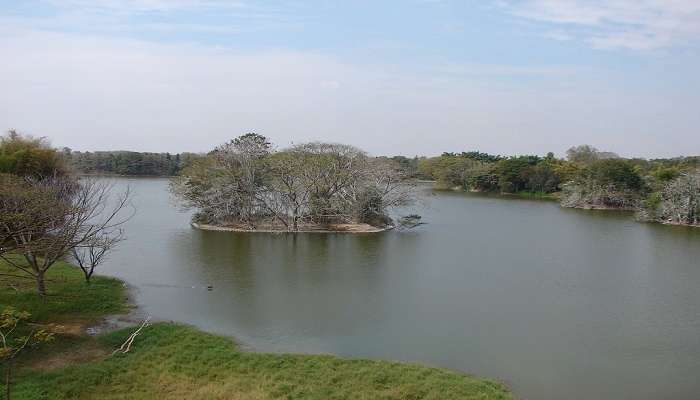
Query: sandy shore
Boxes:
[{"xmin": 191, "ymin": 222, "xmax": 393, "ymax": 233}]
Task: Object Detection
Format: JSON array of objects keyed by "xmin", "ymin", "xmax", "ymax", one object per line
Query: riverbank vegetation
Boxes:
[
  {"xmin": 171, "ymin": 133, "xmax": 417, "ymax": 231},
  {"xmin": 0, "ymin": 259, "xmax": 512, "ymax": 400},
  {"xmin": 415, "ymin": 145, "xmax": 699, "ymax": 226}
]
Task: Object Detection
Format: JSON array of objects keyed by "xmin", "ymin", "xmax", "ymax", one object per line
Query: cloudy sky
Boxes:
[{"xmin": 1, "ymin": 0, "xmax": 699, "ymax": 157}]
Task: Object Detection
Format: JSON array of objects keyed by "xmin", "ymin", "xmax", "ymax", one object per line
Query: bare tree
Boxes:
[
  {"xmin": 70, "ymin": 228, "xmax": 125, "ymax": 283},
  {"xmin": 0, "ymin": 178, "xmax": 132, "ymax": 296},
  {"xmin": 566, "ymin": 144, "xmax": 619, "ymax": 164},
  {"xmin": 0, "ymin": 174, "xmax": 66, "ymax": 265},
  {"xmin": 657, "ymin": 170, "xmax": 699, "ymax": 225},
  {"xmin": 211, "ymin": 133, "xmax": 271, "ymax": 227}
]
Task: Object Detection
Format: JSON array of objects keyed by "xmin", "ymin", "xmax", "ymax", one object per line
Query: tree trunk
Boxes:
[
  {"xmin": 36, "ymin": 270, "xmax": 46, "ymax": 297},
  {"xmin": 5, "ymin": 362, "xmax": 11, "ymax": 400}
]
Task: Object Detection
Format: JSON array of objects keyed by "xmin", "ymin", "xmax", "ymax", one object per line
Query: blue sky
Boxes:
[{"xmin": 1, "ymin": 0, "xmax": 699, "ymax": 157}]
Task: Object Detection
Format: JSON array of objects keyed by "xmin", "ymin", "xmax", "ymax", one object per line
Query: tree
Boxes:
[
  {"xmin": 1, "ymin": 307, "xmax": 54, "ymax": 400},
  {"xmin": 425, "ymin": 155, "xmax": 484, "ymax": 189},
  {"xmin": 0, "ymin": 130, "xmax": 68, "ymax": 179},
  {"xmin": 561, "ymin": 159, "xmax": 644, "ymax": 209},
  {"xmin": 265, "ymin": 150, "xmax": 313, "ymax": 230},
  {"xmin": 70, "ymin": 228, "xmax": 125, "ymax": 283},
  {"xmin": 566, "ymin": 144, "xmax": 618, "ymax": 164},
  {"xmin": 586, "ymin": 159, "xmax": 643, "ymax": 191},
  {"xmin": 358, "ymin": 157, "xmax": 417, "ymax": 226},
  {"xmin": 494, "ymin": 156, "xmax": 541, "ymax": 193},
  {"xmin": 0, "ymin": 174, "xmax": 65, "ymax": 260},
  {"xmin": 211, "ymin": 133, "xmax": 271, "ymax": 227},
  {"xmin": 641, "ymin": 170, "xmax": 700, "ymax": 225},
  {"xmin": 0, "ymin": 178, "xmax": 132, "ymax": 296},
  {"xmin": 521, "ymin": 162, "xmax": 561, "ymax": 193}
]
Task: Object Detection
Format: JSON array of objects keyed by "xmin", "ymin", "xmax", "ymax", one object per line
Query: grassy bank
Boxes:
[
  {"xmin": 1, "ymin": 259, "xmax": 512, "ymax": 400},
  {"xmin": 0, "ymin": 258, "xmax": 128, "ymax": 322}
]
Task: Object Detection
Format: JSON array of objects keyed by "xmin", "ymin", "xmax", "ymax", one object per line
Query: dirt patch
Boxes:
[
  {"xmin": 29, "ymin": 341, "xmax": 110, "ymax": 372},
  {"xmin": 41, "ymin": 321, "xmax": 90, "ymax": 336}
]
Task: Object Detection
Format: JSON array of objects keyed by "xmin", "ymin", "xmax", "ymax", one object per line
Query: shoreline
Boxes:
[
  {"xmin": 1, "ymin": 260, "xmax": 511, "ymax": 399},
  {"xmin": 191, "ymin": 222, "xmax": 394, "ymax": 233}
]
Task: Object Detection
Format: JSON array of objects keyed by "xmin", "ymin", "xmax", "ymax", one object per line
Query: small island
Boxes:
[{"xmin": 171, "ymin": 134, "xmax": 417, "ymax": 233}]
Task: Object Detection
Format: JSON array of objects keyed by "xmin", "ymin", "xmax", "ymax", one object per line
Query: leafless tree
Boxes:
[
  {"xmin": 0, "ymin": 174, "xmax": 65, "ymax": 265},
  {"xmin": 656, "ymin": 170, "xmax": 700, "ymax": 225},
  {"xmin": 566, "ymin": 144, "xmax": 619, "ymax": 164},
  {"xmin": 560, "ymin": 181, "xmax": 640, "ymax": 210},
  {"xmin": 70, "ymin": 228, "xmax": 125, "ymax": 283},
  {"xmin": 211, "ymin": 133, "xmax": 271, "ymax": 227},
  {"xmin": 0, "ymin": 178, "xmax": 132, "ymax": 295}
]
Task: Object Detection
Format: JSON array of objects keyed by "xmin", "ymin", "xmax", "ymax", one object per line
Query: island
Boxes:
[{"xmin": 171, "ymin": 133, "xmax": 418, "ymax": 232}]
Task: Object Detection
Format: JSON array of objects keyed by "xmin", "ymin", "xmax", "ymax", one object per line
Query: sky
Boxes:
[{"xmin": 1, "ymin": 1, "xmax": 699, "ymax": 158}]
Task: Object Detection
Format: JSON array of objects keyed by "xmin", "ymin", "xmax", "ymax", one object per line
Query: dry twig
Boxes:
[{"xmin": 112, "ymin": 317, "xmax": 151, "ymax": 355}]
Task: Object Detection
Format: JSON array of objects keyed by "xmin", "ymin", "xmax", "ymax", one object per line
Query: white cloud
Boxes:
[
  {"xmin": 0, "ymin": 0, "xmax": 299, "ymax": 38},
  {"xmin": 502, "ymin": 0, "xmax": 700, "ymax": 50},
  {"xmin": 1, "ymin": 30, "xmax": 698, "ymax": 158}
]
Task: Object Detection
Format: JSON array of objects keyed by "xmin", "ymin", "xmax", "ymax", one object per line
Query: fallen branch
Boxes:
[{"xmin": 112, "ymin": 317, "xmax": 151, "ymax": 355}]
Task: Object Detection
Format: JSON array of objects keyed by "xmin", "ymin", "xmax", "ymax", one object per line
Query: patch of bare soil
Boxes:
[
  {"xmin": 41, "ymin": 320, "xmax": 90, "ymax": 336},
  {"xmin": 29, "ymin": 341, "xmax": 110, "ymax": 372}
]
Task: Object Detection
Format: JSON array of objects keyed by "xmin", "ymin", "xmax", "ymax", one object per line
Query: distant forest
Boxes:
[{"xmin": 63, "ymin": 149, "xmax": 202, "ymax": 176}]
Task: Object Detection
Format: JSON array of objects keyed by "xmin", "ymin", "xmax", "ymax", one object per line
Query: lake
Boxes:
[{"xmin": 102, "ymin": 177, "xmax": 700, "ymax": 400}]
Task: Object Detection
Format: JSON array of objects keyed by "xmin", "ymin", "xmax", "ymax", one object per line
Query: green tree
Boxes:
[
  {"xmin": 494, "ymin": 156, "xmax": 541, "ymax": 193},
  {"xmin": 1, "ymin": 307, "xmax": 54, "ymax": 400},
  {"xmin": 0, "ymin": 130, "xmax": 67, "ymax": 179}
]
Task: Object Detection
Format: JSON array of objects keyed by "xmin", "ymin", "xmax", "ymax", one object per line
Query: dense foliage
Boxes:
[
  {"xmin": 0, "ymin": 130, "xmax": 68, "ymax": 179},
  {"xmin": 417, "ymin": 151, "xmax": 564, "ymax": 194},
  {"xmin": 64, "ymin": 149, "xmax": 201, "ymax": 176},
  {"xmin": 171, "ymin": 133, "xmax": 416, "ymax": 230},
  {"xmin": 414, "ymin": 144, "xmax": 699, "ymax": 225}
]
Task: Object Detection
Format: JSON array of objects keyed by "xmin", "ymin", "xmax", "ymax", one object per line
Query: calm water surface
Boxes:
[{"xmin": 103, "ymin": 177, "xmax": 700, "ymax": 400}]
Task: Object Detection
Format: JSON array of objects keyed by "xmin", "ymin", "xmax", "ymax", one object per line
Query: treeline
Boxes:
[
  {"xmin": 63, "ymin": 149, "xmax": 201, "ymax": 176},
  {"xmin": 408, "ymin": 145, "xmax": 699, "ymax": 226}
]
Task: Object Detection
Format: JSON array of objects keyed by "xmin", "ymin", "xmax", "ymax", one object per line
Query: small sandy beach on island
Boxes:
[{"xmin": 191, "ymin": 222, "xmax": 394, "ymax": 233}]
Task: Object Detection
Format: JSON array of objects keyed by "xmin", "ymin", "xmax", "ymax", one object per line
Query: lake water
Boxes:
[{"xmin": 102, "ymin": 177, "xmax": 700, "ymax": 400}]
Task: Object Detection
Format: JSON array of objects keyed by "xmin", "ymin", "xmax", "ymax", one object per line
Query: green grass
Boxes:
[
  {"xmin": 0, "ymin": 257, "xmax": 128, "ymax": 322},
  {"xmin": 1, "ymin": 258, "xmax": 512, "ymax": 400},
  {"xmin": 13, "ymin": 323, "xmax": 512, "ymax": 400}
]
